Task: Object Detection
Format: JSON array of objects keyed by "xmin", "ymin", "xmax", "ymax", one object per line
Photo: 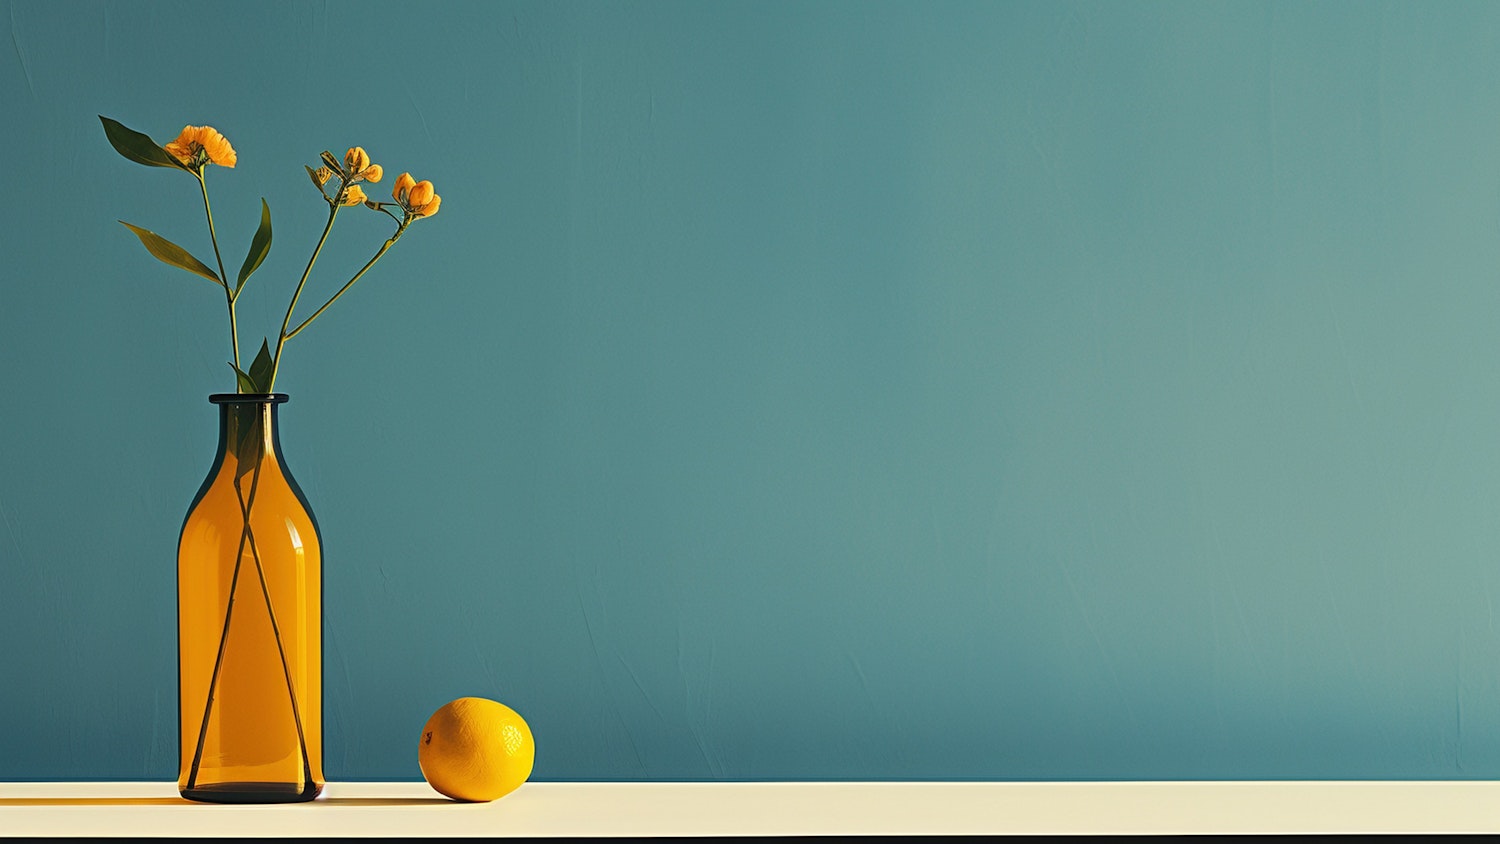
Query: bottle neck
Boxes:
[{"xmin": 210, "ymin": 394, "xmax": 288, "ymax": 471}]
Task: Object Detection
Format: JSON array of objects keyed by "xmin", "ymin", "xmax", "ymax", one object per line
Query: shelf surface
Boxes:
[{"xmin": 5, "ymin": 780, "xmax": 1500, "ymax": 837}]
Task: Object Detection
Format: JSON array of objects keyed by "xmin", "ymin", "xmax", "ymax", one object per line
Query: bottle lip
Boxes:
[{"xmin": 209, "ymin": 393, "xmax": 289, "ymax": 405}]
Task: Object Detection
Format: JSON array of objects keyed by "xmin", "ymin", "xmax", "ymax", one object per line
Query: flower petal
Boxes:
[
  {"xmin": 344, "ymin": 146, "xmax": 369, "ymax": 173},
  {"xmin": 393, "ymin": 172, "xmax": 415, "ymax": 204},
  {"xmin": 196, "ymin": 126, "xmax": 236, "ymax": 168},
  {"xmin": 408, "ymin": 180, "xmax": 435, "ymax": 208},
  {"xmin": 415, "ymin": 194, "xmax": 441, "ymax": 218},
  {"xmin": 162, "ymin": 125, "xmax": 202, "ymax": 165}
]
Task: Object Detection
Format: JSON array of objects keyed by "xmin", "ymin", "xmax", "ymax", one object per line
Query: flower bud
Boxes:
[
  {"xmin": 408, "ymin": 180, "xmax": 435, "ymax": 208},
  {"xmin": 393, "ymin": 172, "xmax": 415, "ymax": 204}
]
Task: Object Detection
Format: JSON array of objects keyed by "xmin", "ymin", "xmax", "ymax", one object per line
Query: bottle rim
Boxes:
[{"xmin": 209, "ymin": 393, "xmax": 289, "ymax": 405}]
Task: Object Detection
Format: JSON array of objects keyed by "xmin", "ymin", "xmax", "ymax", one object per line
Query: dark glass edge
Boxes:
[
  {"xmin": 179, "ymin": 780, "xmax": 324, "ymax": 804},
  {"xmin": 209, "ymin": 393, "xmax": 289, "ymax": 404}
]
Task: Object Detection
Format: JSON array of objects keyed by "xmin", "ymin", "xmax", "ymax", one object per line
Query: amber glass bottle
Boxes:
[{"xmin": 177, "ymin": 394, "xmax": 323, "ymax": 803}]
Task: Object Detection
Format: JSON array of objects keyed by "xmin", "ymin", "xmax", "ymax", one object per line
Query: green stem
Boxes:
[
  {"xmin": 285, "ymin": 233, "xmax": 401, "ymax": 341},
  {"xmin": 240, "ymin": 485, "xmax": 315, "ymax": 790},
  {"xmin": 197, "ymin": 172, "xmax": 239, "ymax": 370},
  {"xmin": 185, "ymin": 413, "xmax": 313, "ymax": 792},
  {"xmin": 268, "ymin": 192, "xmax": 343, "ymax": 390},
  {"xmin": 185, "ymin": 436, "xmax": 265, "ymax": 790}
]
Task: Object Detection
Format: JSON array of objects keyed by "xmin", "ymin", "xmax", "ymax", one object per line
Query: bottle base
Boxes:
[{"xmin": 180, "ymin": 781, "xmax": 324, "ymax": 804}]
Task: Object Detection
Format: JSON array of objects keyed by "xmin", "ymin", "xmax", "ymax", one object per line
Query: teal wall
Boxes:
[{"xmin": 6, "ymin": 0, "xmax": 1500, "ymax": 781}]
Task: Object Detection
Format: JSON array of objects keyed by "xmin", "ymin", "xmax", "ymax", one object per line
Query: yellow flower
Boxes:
[
  {"xmin": 163, "ymin": 125, "xmax": 237, "ymax": 169},
  {"xmin": 342, "ymin": 147, "xmax": 382, "ymax": 183},
  {"xmin": 311, "ymin": 165, "xmax": 334, "ymax": 187},
  {"xmin": 392, "ymin": 172, "xmax": 441, "ymax": 218},
  {"xmin": 339, "ymin": 184, "xmax": 368, "ymax": 206},
  {"xmin": 408, "ymin": 180, "xmax": 435, "ymax": 208},
  {"xmin": 393, "ymin": 172, "xmax": 415, "ymax": 202}
]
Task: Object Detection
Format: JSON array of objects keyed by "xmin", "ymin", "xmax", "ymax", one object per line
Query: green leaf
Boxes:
[
  {"xmin": 231, "ymin": 407, "xmax": 264, "ymax": 481},
  {"xmin": 119, "ymin": 222, "xmax": 222, "ymax": 286},
  {"xmin": 99, "ymin": 116, "xmax": 189, "ymax": 171},
  {"xmin": 236, "ymin": 199, "xmax": 272, "ymax": 295},
  {"xmin": 229, "ymin": 362, "xmax": 257, "ymax": 394},
  {"xmin": 226, "ymin": 357, "xmax": 270, "ymax": 479},
  {"xmin": 247, "ymin": 339, "xmax": 275, "ymax": 394}
]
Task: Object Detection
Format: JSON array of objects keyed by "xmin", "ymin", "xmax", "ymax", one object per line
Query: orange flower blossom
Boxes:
[
  {"xmin": 343, "ymin": 146, "xmax": 382, "ymax": 183},
  {"xmin": 393, "ymin": 172, "xmax": 441, "ymax": 219},
  {"xmin": 163, "ymin": 125, "xmax": 237, "ymax": 169}
]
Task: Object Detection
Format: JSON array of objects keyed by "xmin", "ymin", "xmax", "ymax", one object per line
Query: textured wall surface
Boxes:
[{"xmin": 6, "ymin": 0, "xmax": 1500, "ymax": 781}]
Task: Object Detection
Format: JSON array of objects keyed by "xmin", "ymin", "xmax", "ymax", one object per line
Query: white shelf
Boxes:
[{"xmin": 5, "ymin": 780, "xmax": 1500, "ymax": 837}]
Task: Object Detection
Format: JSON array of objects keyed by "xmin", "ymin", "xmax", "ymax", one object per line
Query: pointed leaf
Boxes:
[
  {"xmin": 233, "ymin": 411, "xmax": 265, "ymax": 481},
  {"xmin": 99, "ymin": 116, "xmax": 189, "ymax": 171},
  {"xmin": 248, "ymin": 339, "xmax": 275, "ymax": 394},
  {"xmin": 319, "ymin": 150, "xmax": 342, "ymax": 173},
  {"xmin": 230, "ymin": 362, "xmax": 257, "ymax": 394},
  {"xmin": 119, "ymin": 222, "xmax": 222, "ymax": 286},
  {"xmin": 236, "ymin": 199, "xmax": 273, "ymax": 294},
  {"xmin": 226, "ymin": 361, "xmax": 268, "ymax": 478}
]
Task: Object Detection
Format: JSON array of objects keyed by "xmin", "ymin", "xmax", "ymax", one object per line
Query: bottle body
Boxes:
[{"xmin": 177, "ymin": 394, "xmax": 323, "ymax": 803}]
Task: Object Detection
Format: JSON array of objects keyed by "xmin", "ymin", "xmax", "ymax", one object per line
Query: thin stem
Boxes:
[
  {"xmin": 285, "ymin": 233, "xmax": 400, "ymax": 340},
  {"xmin": 185, "ymin": 429, "xmax": 265, "ymax": 790},
  {"xmin": 197, "ymin": 172, "xmax": 239, "ymax": 370},
  {"xmin": 227, "ymin": 301, "xmax": 241, "ymax": 375},
  {"xmin": 372, "ymin": 204, "xmax": 403, "ymax": 225},
  {"xmin": 268, "ymin": 192, "xmax": 343, "ymax": 391},
  {"xmin": 240, "ymin": 485, "xmax": 315, "ymax": 790}
]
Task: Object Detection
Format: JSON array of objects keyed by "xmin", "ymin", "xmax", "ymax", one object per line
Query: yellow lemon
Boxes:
[{"xmin": 418, "ymin": 697, "xmax": 535, "ymax": 802}]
